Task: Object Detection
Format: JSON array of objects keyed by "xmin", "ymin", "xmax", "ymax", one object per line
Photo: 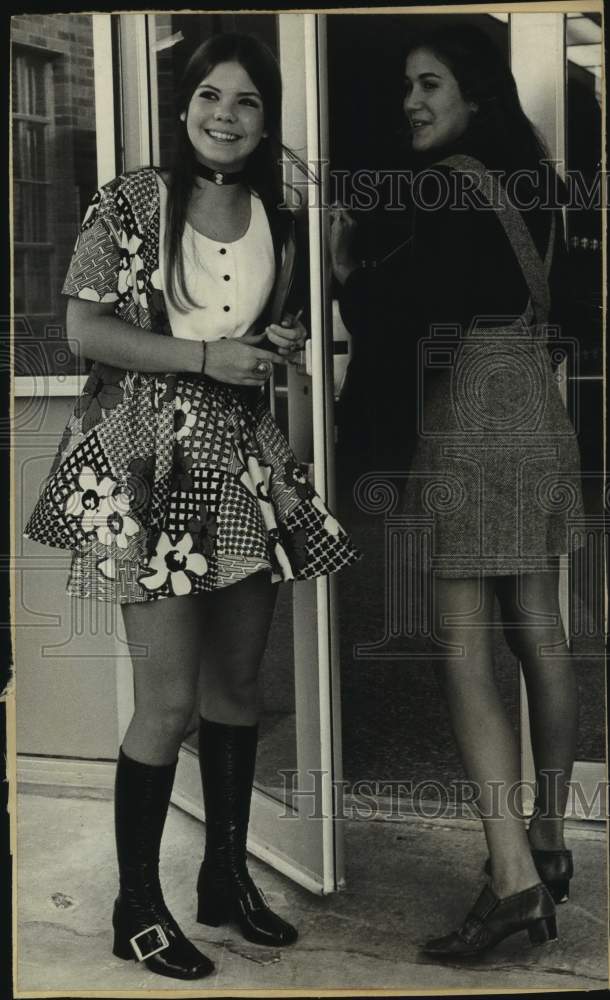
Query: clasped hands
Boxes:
[{"xmin": 203, "ymin": 313, "xmax": 307, "ymax": 386}]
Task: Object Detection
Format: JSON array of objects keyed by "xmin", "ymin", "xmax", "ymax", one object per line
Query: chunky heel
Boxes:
[
  {"xmin": 549, "ymin": 880, "xmax": 569, "ymax": 905},
  {"xmin": 196, "ymin": 895, "xmax": 229, "ymax": 927},
  {"xmin": 112, "ymin": 751, "xmax": 215, "ymax": 980},
  {"xmin": 528, "ymin": 915, "xmax": 558, "ymax": 945},
  {"xmin": 197, "ymin": 718, "xmax": 299, "ymax": 947},
  {"xmin": 112, "ymin": 931, "xmax": 135, "ymax": 961},
  {"xmin": 422, "ymin": 883, "xmax": 557, "ymax": 958}
]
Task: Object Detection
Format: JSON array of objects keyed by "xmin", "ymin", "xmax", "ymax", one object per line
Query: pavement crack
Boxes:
[
  {"xmin": 568, "ymin": 903, "xmax": 607, "ymax": 927},
  {"xmin": 415, "ymin": 956, "xmax": 606, "ymax": 980},
  {"xmin": 20, "ymin": 920, "xmax": 107, "ymax": 940},
  {"xmin": 289, "ymin": 943, "xmax": 392, "ymax": 963},
  {"xmin": 194, "ymin": 935, "xmax": 282, "ymax": 966}
]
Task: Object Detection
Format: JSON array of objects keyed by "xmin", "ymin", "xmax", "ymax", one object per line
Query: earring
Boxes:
[{"xmin": 180, "ymin": 112, "xmax": 186, "ymax": 122}]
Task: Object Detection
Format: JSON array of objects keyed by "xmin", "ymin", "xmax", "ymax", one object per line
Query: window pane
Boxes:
[
  {"xmin": 14, "ymin": 249, "xmax": 26, "ymax": 314},
  {"xmin": 12, "ymin": 16, "xmax": 99, "ymax": 375},
  {"xmin": 13, "ymin": 182, "xmax": 24, "ymax": 242},
  {"xmin": 14, "ymin": 181, "xmax": 48, "ymax": 242},
  {"xmin": 26, "ymin": 250, "xmax": 53, "ymax": 313},
  {"xmin": 13, "ymin": 52, "xmax": 47, "ymax": 116},
  {"xmin": 14, "ymin": 121, "xmax": 48, "ymax": 180}
]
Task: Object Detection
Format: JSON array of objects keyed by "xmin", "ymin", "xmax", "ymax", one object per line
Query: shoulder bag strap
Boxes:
[{"xmin": 437, "ymin": 154, "xmax": 553, "ymax": 325}]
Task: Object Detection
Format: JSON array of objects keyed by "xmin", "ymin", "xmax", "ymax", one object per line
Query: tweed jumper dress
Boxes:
[
  {"xmin": 401, "ymin": 156, "xmax": 584, "ymax": 578},
  {"xmin": 24, "ymin": 168, "xmax": 361, "ymax": 602}
]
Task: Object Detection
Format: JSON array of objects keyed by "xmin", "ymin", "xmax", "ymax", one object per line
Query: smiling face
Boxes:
[
  {"xmin": 404, "ymin": 48, "xmax": 477, "ymax": 154},
  {"xmin": 183, "ymin": 60, "xmax": 267, "ymax": 172}
]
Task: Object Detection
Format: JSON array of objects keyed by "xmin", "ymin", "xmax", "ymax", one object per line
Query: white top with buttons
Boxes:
[{"xmin": 157, "ymin": 174, "xmax": 275, "ymax": 342}]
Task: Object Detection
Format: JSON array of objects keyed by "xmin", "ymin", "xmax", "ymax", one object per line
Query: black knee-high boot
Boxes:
[
  {"xmin": 196, "ymin": 717, "xmax": 298, "ymax": 946},
  {"xmin": 112, "ymin": 747, "xmax": 214, "ymax": 979}
]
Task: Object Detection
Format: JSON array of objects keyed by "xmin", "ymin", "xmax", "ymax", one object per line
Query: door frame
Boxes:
[
  {"xmin": 115, "ymin": 10, "xmax": 346, "ymax": 894},
  {"xmin": 510, "ymin": 10, "xmax": 606, "ymax": 820}
]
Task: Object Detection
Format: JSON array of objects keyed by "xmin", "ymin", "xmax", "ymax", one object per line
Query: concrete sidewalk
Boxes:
[{"xmin": 16, "ymin": 788, "xmax": 608, "ymax": 994}]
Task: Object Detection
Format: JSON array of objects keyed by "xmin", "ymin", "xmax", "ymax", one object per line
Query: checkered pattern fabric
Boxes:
[
  {"xmin": 188, "ymin": 468, "xmax": 223, "ymax": 515},
  {"xmin": 24, "ymin": 169, "xmax": 361, "ymax": 603},
  {"xmin": 284, "ymin": 504, "xmax": 360, "ymax": 580},
  {"xmin": 179, "ymin": 379, "xmax": 233, "ymax": 470}
]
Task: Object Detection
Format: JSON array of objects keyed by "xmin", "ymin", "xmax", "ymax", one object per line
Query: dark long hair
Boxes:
[
  {"xmin": 403, "ymin": 24, "xmax": 550, "ymax": 176},
  {"xmin": 165, "ymin": 32, "xmax": 291, "ymax": 311}
]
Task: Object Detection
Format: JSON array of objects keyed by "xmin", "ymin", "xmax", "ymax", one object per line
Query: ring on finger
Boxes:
[{"xmin": 254, "ymin": 360, "xmax": 271, "ymax": 375}]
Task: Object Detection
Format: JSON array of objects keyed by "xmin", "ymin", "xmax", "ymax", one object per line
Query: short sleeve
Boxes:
[{"xmin": 61, "ymin": 182, "xmax": 124, "ymax": 303}]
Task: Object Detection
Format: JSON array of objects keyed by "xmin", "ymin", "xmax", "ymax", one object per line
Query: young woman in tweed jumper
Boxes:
[{"xmin": 332, "ymin": 23, "xmax": 581, "ymax": 958}]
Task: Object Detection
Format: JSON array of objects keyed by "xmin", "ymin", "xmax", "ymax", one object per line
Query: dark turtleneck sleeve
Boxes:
[{"xmin": 336, "ymin": 165, "xmax": 560, "ymax": 464}]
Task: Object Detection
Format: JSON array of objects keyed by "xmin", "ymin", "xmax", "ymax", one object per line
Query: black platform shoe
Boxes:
[
  {"xmin": 197, "ymin": 864, "xmax": 298, "ymax": 946},
  {"xmin": 196, "ymin": 717, "xmax": 298, "ymax": 947},
  {"xmin": 112, "ymin": 894, "xmax": 214, "ymax": 980},
  {"xmin": 113, "ymin": 749, "xmax": 214, "ymax": 980},
  {"xmin": 483, "ymin": 848, "xmax": 573, "ymax": 904},
  {"xmin": 422, "ymin": 882, "xmax": 557, "ymax": 959}
]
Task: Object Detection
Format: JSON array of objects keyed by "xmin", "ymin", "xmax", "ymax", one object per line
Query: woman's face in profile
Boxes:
[
  {"xmin": 404, "ymin": 48, "xmax": 477, "ymax": 154},
  {"xmin": 184, "ymin": 60, "xmax": 267, "ymax": 172}
]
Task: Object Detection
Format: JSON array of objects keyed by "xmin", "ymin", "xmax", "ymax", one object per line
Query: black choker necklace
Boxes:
[{"xmin": 194, "ymin": 161, "xmax": 244, "ymax": 186}]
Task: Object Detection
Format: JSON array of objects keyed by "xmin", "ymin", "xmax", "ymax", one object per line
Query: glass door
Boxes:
[
  {"xmin": 324, "ymin": 9, "xmax": 606, "ymax": 824},
  {"xmin": 325, "ymin": 10, "xmax": 527, "ymax": 814},
  {"xmin": 510, "ymin": 10, "xmax": 606, "ymax": 821},
  {"xmin": 117, "ymin": 12, "xmax": 345, "ymax": 893}
]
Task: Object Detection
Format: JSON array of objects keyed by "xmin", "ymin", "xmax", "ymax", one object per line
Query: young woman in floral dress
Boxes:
[{"xmin": 25, "ymin": 33, "xmax": 359, "ymax": 981}]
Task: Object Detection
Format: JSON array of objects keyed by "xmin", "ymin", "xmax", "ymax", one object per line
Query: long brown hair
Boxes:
[
  {"xmin": 164, "ymin": 32, "xmax": 290, "ymax": 311},
  {"xmin": 403, "ymin": 24, "xmax": 549, "ymax": 176}
]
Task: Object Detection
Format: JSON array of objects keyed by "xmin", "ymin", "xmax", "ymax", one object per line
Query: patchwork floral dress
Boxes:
[{"xmin": 24, "ymin": 168, "xmax": 360, "ymax": 602}]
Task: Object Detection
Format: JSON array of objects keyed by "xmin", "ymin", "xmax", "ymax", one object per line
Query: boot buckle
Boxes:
[{"xmin": 130, "ymin": 924, "xmax": 169, "ymax": 961}]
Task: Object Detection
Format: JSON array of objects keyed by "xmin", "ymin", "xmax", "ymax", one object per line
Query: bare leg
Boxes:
[
  {"xmin": 114, "ymin": 594, "xmax": 215, "ymax": 978},
  {"xmin": 196, "ymin": 571, "xmax": 278, "ymax": 726},
  {"xmin": 434, "ymin": 575, "xmax": 540, "ymax": 898},
  {"xmin": 121, "ymin": 570, "xmax": 277, "ymax": 758},
  {"xmin": 496, "ymin": 570, "xmax": 578, "ymax": 851},
  {"xmin": 121, "ymin": 594, "xmax": 205, "ymax": 765},
  {"xmin": 193, "ymin": 572, "xmax": 296, "ymax": 946}
]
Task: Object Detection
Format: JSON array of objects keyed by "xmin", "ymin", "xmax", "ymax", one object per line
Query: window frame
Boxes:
[
  {"xmin": 12, "ymin": 48, "xmax": 55, "ymax": 317},
  {"xmin": 13, "ymin": 15, "xmax": 116, "ymax": 398}
]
